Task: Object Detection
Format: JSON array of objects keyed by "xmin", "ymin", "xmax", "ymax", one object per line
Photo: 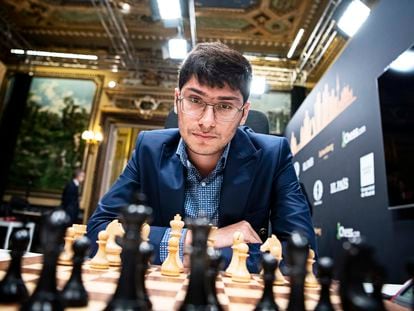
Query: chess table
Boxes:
[{"xmin": 0, "ymin": 251, "xmax": 408, "ymax": 311}]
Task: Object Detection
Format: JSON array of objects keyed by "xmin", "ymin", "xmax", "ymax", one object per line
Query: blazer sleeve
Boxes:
[
  {"xmin": 87, "ymin": 133, "xmax": 168, "ymax": 257},
  {"xmin": 270, "ymin": 138, "xmax": 317, "ymax": 252}
]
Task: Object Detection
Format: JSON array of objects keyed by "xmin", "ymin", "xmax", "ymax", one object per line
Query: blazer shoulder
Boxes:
[{"xmin": 136, "ymin": 128, "xmax": 180, "ymax": 148}]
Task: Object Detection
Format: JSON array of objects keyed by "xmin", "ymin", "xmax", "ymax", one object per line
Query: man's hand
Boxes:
[{"xmin": 214, "ymin": 221, "xmax": 262, "ymax": 248}]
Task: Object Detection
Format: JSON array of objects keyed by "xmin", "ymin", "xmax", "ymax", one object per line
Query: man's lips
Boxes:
[{"xmin": 192, "ymin": 132, "xmax": 217, "ymax": 139}]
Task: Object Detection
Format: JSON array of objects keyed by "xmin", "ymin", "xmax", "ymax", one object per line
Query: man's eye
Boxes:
[
  {"xmin": 217, "ymin": 103, "xmax": 234, "ymax": 110},
  {"xmin": 189, "ymin": 97, "xmax": 203, "ymax": 105}
]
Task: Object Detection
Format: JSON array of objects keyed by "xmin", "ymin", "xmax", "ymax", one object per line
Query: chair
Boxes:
[{"xmin": 164, "ymin": 109, "xmax": 270, "ymax": 134}]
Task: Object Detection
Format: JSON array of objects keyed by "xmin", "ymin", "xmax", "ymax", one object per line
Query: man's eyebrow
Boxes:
[{"xmin": 185, "ymin": 87, "xmax": 240, "ymax": 101}]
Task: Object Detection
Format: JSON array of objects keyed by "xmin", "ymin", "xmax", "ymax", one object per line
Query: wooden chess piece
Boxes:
[
  {"xmin": 305, "ymin": 248, "xmax": 319, "ymax": 288},
  {"xmin": 58, "ymin": 227, "xmax": 75, "ymax": 266},
  {"xmin": 161, "ymin": 236, "xmax": 181, "ymax": 277},
  {"xmin": 170, "ymin": 214, "xmax": 184, "ymax": 272},
  {"xmin": 231, "ymin": 242, "xmax": 251, "ymax": 283},
  {"xmin": 206, "ymin": 248, "xmax": 224, "ymax": 311},
  {"xmin": 225, "ymin": 231, "xmax": 244, "ymax": 277},
  {"xmin": 105, "ymin": 219, "xmax": 124, "ymax": 267},
  {"xmin": 72, "ymin": 224, "xmax": 87, "ymax": 240},
  {"xmin": 89, "ymin": 230, "xmax": 110, "ymax": 269},
  {"xmin": 141, "ymin": 222, "xmax": 150, "ymax": 242},
  {"xmin": 21, "ymin": 209, "xmax": 71, "ymax": 311},
  {"xmin": 61, "ymin": 236, "xmax": 90, "ymax": 307},
  {"xmin": 314, "ymin": 257, "xmax": 335, "ymax": 311},
  {"xmin": 286, "ymin": 232, "xmax": 308, "ymax": 311},
  {"xmin": 208, "ymin": 226, "xmax": 218, "ymax": 248},
  {"xmin": 255, "ymin": 252, "xmax": 279, "ymax": 311},
  {"xmin": 0, "ymin": 229, "xmax": 30, "ymax": 303}
]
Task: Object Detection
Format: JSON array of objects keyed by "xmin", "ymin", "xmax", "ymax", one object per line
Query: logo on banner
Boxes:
[
  {"xmin": 318, "ymin": 143, "xmax": 334, "ymax": 160},
  {"xmin": 302, "ymin": 157, "xmax": 314, "ymax": 172},
  {"xmin": 342, "ymin": 125, "xmax": 367, "ymax": 148},
  {"xmin": 336, "ymin": 222, "xmax": 361, "ymax": 240},
  {"xmin": 313, "ymin": 180, "xmax": 324, "ymax": 206},
  {"xmin": 293, "ymin": 161, "xmax": 300, "ymax": 177},
  {"xmin": 360, "ymin": 153, "xmax": 375, "ymax": 198},
  {"xmin": 330, "ymin": 177, "xmax": 349, "ymax": 194}
]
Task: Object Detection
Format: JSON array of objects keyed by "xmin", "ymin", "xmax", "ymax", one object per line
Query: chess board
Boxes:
[{"xmin": 0, "ymin": 252, "xmax": 342, "ymax": 311}]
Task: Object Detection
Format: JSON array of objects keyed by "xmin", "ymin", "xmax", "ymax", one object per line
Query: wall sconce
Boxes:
[{"xmin": 81, "ymin": 130, "xmax": 103, "ymax": 144}]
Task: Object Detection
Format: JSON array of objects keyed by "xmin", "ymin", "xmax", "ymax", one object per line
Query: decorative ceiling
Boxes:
[{"xmin": 0, "ymin": 0, "xmax": 377, "ymax": 91}]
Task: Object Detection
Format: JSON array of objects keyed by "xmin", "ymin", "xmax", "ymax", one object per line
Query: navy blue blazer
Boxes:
[{"xmin": 87, "ymin": 126, "xmax": 316, "ymax": 272}]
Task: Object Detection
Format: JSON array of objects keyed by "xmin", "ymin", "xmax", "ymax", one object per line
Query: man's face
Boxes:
[
  {"xmin": 77, "ymin": 172, "xmax": 85, "ymax": 183},
  {"xmin": 175, "ymin": 77, "xmax": 250, "ymax": 161}
]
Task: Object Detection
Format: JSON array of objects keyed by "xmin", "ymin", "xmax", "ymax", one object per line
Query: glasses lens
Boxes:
[{"xmin": 180, "ymin": 96, "xmax": 242, "ymax": 121}]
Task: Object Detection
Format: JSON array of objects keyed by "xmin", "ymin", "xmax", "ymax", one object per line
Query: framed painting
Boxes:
[{"xmin": 7, "ymin": 74, "xmax": 102, "ymax": 195}]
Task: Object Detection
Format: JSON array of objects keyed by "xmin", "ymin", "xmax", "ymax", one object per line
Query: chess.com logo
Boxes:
[
  {"xmin": 336, "ymin": 222, "xmax": 361, "ymax": 240},
  {"xmin": 313, "ymin": 180, "xmax": 323, "ymax": 206}
]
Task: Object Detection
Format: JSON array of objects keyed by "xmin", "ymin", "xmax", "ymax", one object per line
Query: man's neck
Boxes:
[{"xmin": 187, "ymin": 152, "xmax": 221, "ymax": 178}]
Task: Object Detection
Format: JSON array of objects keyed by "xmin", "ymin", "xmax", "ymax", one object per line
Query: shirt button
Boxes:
[{"xmin": 201, "ymin": 182, "xmax": 206, "ymax": 187}]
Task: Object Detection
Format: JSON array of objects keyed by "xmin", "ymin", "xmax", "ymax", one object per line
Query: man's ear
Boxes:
[{"xmin": 239, "ymin": 102, "xmax": 251, "ymax": 126}]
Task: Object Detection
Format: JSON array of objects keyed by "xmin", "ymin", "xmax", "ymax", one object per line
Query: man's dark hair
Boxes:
[{"xmin": 178, "ymin": 42, "xmax": 252, "ymax": 103}]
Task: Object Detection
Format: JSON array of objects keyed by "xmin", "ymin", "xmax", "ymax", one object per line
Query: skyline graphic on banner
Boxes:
[{"xmin": 290, "ymin": 77, "xmax": 357, "ymax": 155}]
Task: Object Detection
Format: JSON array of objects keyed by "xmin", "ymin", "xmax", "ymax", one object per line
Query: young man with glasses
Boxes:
[{"xmin": 87, "ymin": 42, "xmax": 316, "ymax": 271}]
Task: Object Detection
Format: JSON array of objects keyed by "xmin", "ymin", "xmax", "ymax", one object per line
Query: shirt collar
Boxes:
[
  {"xmin": 176, "ymin": 138, "xmax": 230, "ymax": 173},
  {"xmin": 73, "ymin": 179, "xmax": 80, "ymax": 187}
]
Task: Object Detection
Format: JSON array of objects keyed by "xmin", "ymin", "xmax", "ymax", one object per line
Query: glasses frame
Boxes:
[{"xmin": 177, "ymin": 95, "xmax": 245, "ymax": 122}]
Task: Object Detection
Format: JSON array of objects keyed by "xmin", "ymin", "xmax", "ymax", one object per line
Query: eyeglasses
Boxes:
[{"xmin": 177, "ymin": 95, "xmax": 244, "ymax": 122}]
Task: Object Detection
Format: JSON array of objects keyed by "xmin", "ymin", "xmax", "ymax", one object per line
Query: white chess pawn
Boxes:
[
  {"xmin": 90, "ymin": 230, "xmax": 110, "ymax": 269},
  {"xmin": 72, "ymin": 224, "xmax": 87, "ymax": 240},
  {"xmin": 58, "ymin": 227, "xmax": 75, "ymax": 266},
  {"xmin": 305, "ymin": 248, "xmax": 319, "ymax": 288},
  {"xmin": 231, "ymin": 242, "xmax": 251, "ymax": 283},
  {"xmin": 161, "ymin": 236, "xmax": 181, "ymax": 277},
  {"xmin": 208, "ymin": 226, "xmax": 218, "ymax": 248},
  {"xmin": 141, "ymin": 222, "xmax": 150, "ymax": 242},
  {"xmin": 225, "ymin": 231, "xmax": 244, "ymax": 277},
  {"xmin": 170, "ymin": 214, "xmax": 184, "ymax": 272}
]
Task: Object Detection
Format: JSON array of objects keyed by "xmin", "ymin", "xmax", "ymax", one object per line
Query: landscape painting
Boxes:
[{"xmin": 7, "ymin": 77, "xmax": 97, "ymax": 194}]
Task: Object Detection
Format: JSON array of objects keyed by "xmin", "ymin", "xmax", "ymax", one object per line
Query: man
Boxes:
[
  {"xmin": 62, "ymin": 168, "xmax": 85, "ymax": 225},
  {"xmin": 87, "ymin": 42, "xmax": 316, "ymax": 271}
]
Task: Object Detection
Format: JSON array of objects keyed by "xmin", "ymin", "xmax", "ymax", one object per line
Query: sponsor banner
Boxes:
[
  {"xmin": 336, "ymin": 222, "xmax": 361, "ymax": 240},
  {"xmin": 360, "ymin": 152, "xmax": 375, "ymax": 198},
  {"xmin": 318, "ymin": 143, "xmax": 334, "ymax": 160},
  {"xmin": 330, "ymin": 177, "xmax": 349, "ymax": 194},
  {"xmin": 313, "ymin": 180, "xmax": 324, "ymax": 206},
  {"xmin": 302, "ymin": 156, "xmax": 314, "ymax": 172}
]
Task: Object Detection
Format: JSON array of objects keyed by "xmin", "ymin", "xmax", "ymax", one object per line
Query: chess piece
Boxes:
[
  {"xmin": 305, "ymin": 248, "xmax": 319, "ymax": 288},
  {"xmin": 314, "ymin": 257, "xmax": 335, "ymax": 311},
  {"xmin": 161, "ymin": 236, "xmax": 181, "ymax": 276},
  {"xmin": 286, "ymin": 232, "xmax": 308, "ymax": 311},
  {"xmin": 179, "ymin": 218, "xmax": 211, "ymax": 310},
  {"xmin": 105, "ymin": 202, "xmax": 152, "ymax": 310},
  {"xmin": 231, "ymin": 242, "xmax": 251, "ymax": 283},
  {"xmin": 207, "ymin": 248, "xmax": 224, "ymax": 311},
  {"xmin": 225, "ymin": 231, "xmax": 244, "ymax": 276},
  {"xmin": 170, "ymin": 214, "xmax": 184, "ymax": 272},
  {"xmin": 406, "ymin": 258, "xmax": 414, "ymax": 311},
  {"xmin": 339, "ymin": 238, "xmax": 383, "ymax": 311},
  {"xmin": 254, "ymin": 252, "xmax": 279, "ymax": 311},
  {"xmin": 0, "ymin": 229, "xmax": 30, "ymax": 303},
  {"xmin": 141, "ymin": 222, "xmax": 150, "ymax": 242},
  {"xmin": 61, "ymin": 236, "xmax": 90, "ymax": 307},
  {"xmin": 105, "ymin": 219, "xmax": 124, "ymax": 267},
  {"xmin": 58, "ymin": 227, "xmax": 75, "ymax": 266},
  {"xmin": 72, "ymin": 224, "xmax": 87, "ymax": 240},
  {"xmin": 89, "ymin": 230, "xmax": 110, "ymax": 269},
  {"xmin": 261, "ymin": 235, "xmax": 288, "ymax": 286},
  {"xmin": 138, "ymin": 240, "xmax": 154, "ymax": 310},
  {"xmin": 21, "ymin": 209, "xmax": 71, "ymax": 311}
]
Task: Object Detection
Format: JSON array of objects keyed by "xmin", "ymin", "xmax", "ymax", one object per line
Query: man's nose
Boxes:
[{"xmin": 198, "ymin": 104, "xmax": 216, "ymax": 128}]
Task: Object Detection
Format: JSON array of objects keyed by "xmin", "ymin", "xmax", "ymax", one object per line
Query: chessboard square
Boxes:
[
  {"xmin": 273, "ymin": 285, "xmax": 290, "ymax": 295},
  {"xmin": 84, "ymin": 280, "xmax": 117, "ymax": 294},
  {"xmin": 146, "ymin": 279, "xmax": 184, "ymax": 292},
  {"xmin": 224, "ymin": 287, "xmax": 262, "ymax": 299},
  {"xmin": 228, "ymin": 302, "xmax": 255, "ymax": 311},
  {"xmin": 22, "ymin": 272, "xmax": 42, "ymax": 282},
  {"xmin": 151, "ymin": 297, "xmax": 180, "ymax": 311}
]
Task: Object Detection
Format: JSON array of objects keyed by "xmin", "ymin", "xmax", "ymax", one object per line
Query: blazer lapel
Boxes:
[
  {"xmin": 219, "ymin": 129, "xmax": 262, "ymax": 227},
  {"xmin": 158, "ymin": 141, "xmax": 185, "ymax": 226}
]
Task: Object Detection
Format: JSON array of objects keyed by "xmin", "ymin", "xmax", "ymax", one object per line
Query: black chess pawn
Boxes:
[
  {"xmin": 21, "ymin": 208, "xmax": 71, "ymax": 311},
  {"xmin": 61, "ymin": 236, "xmax": 90, "ymax": 307},
  {"xmin": 254, "ymin": 252, "xmax": 279, "ymax": 311},
  {"xmin": 207, "ymin": 248, "xmax": 224, "ymax": 311},
  {"xmin": 286, "ymin": 231, "xmax": 309, "ymax": 311},
  {"xmin": 105, "ymin": 203, "xmax": 152, "ymax": 311},
  {"xmin": 179, "ymin": 218, "xmax": 211, "ymax": 310},
  {"xmin": 0, "ymin": 228, "xmax": 30, "ymax": 303},
  {"xmin": 339, "ymin": 238, "xmax": 382, "ymax": 311},
  {"xmin": 314, "ymin": 257, "xmax": 334, "ymax": 311}
]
